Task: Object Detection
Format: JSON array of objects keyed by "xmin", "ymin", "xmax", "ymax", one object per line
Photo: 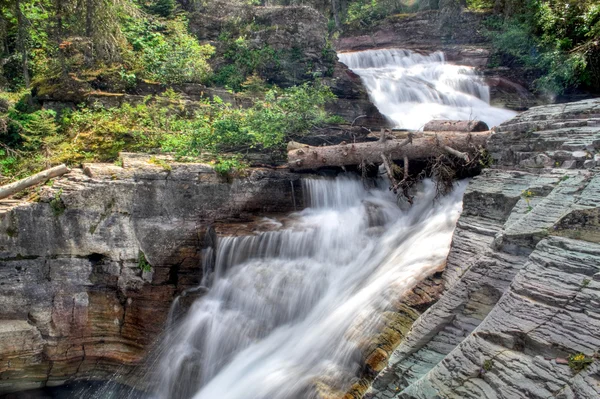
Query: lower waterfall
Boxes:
[
  {"xmin": 151, "ymin": 176, "xmax": 467, "ymax": 399},
  {"xmin": 338, "ymin": 48, "xmax": 516, "ymax": 130}
]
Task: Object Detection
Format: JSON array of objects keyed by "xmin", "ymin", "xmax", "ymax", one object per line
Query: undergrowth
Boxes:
[{"xmin": 0, "ymin": 81, "xmax": 337, "ymax": 182}]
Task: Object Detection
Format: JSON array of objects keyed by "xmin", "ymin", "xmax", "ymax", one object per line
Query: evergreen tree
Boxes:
[{"xmin": 148, "ymin": 0, "xmax": 175, "ymax": 17}]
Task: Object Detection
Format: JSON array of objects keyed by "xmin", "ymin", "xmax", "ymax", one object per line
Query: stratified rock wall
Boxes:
[
  {"xmin": 366, "ymin": 99, "xmax": 600, "ymax": 398},
  {"xmin": 0, "ymin": 155, "xmax": 303, "ymax": 393}
]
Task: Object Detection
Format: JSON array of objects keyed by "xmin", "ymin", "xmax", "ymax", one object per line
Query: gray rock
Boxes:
[
  {"xmin": 0, "ymin": 157, "xmax": 305, "ymax": 393},
  {"xmin": 562, "ymin": 160, "xmax": 578, "ymax": 169},
  {"xmin": 368, "ymin": 98, "xmax": 600, "ymax": 399},
  {"xmin": 584, "ymin": 159, "xmax": 595, "ymax": 169},
  {"xmin": 573, "ymin": 150, "xmax": 588, "ymax": 161}
]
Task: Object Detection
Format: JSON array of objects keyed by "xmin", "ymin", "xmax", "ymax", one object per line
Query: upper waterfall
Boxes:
[
  {"xmin": 151, "ymin": 176, "xmax": 467, "ymax": 399},
  {"xmin": 338, "ymin": 48, "xmax": 516, "ymax": 130}
]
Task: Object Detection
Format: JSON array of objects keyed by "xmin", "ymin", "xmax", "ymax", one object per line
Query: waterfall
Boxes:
[
  {"xmin": 338, "ymin": 48, "xmax": 516, "ymax": 130},
  {"xmin": 151, "ymin": 176, "xmax": 467, "ymax": 399}
]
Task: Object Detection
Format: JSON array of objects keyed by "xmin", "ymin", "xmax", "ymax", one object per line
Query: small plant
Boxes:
[
  {"xmin": 138, "ymin": 251, "xmax": 152, "ymax": 272},
  {"xmin": 5, "ymin": 226, "xmax": 17, "ymax": 237},
  {"xmin": 483, "ymin": 359, "xmax": 493, "ymax": 372},
  {"xmin": 114, "ymin": 158, "xmax": 124, "ymax": 167},
  {"xmin": 478, "ymin": 149, "xmax": 494, "ymax": 168},
  {"xmin": 213, "ymin": 156, "xmax": 246, "ymax": 177},
  {"xmin": 568, "ymin": 353, "xmax": 593, "ymax": 372},
  {"xmin": 560, "ymin": 175, "xmax": 570, "ymax": 182},
  {"xmin": 163, "ymin": 87, "xmax": 183, "ymax": 101},
  {"xmin": 582, "ymin": 278, "xmax": 591, "ymax": 287},
  {"xmin": 522, "ymin": 189, "xmax": 535, "ymax": 213},
  {"xmin": 50, "ymin": 189, "xmax": 66, "ymax": 217}
]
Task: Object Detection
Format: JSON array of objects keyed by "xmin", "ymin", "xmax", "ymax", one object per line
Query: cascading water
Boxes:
[
  {"xmin": 150, "ymin": 176, "xmax": 466, "ymax": 399},
  {"xmin": 338, "ymin": 48, "xmax": 516, "ymax": 130}
]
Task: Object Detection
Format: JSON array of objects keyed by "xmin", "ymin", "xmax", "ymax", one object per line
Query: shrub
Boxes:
[
  {"xmin": 212, "ymin": 36, "xmax": 279, "ymax": 91},
  {"xmin": 0, "ymin": 81, "xmax": 337, "ymax": 179},
  {"xmin": 123, "ymin": 16, "xmax": 215, "ymax": 84},
  {"xmin": 467, "ymin": 0, "xmax": 494, "ymax": 10}
]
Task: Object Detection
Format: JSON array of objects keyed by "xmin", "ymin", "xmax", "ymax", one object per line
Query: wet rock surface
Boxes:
[
  {"xmin": 0, "ymin": 154, "xmax": 303, "ymax": 393},
  {"xmin": 366, "ymin": 98, "xmax": 600, "ymax": 398}
]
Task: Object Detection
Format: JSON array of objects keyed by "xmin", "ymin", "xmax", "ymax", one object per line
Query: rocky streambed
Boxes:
[{"xmin": 0, "ymin": 99, "xmax": 599, "ymax": 398}]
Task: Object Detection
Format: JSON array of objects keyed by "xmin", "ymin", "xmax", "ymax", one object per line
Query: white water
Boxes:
[
  {"xmin": 153, "ymin": 177, "xmax": 466, "ymax": 399},
  {"xmin": 338, "ymin": 48, "xmax": 516, "ymax": 130}
]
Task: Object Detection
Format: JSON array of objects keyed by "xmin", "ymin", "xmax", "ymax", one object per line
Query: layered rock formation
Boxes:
[
  {"xmin": 365, "ymin": 98, "xmax": 600, "ymax": 398},
  {"xmin": 0, "ymin": 154, "xmax": 303, "ymax": 393}
]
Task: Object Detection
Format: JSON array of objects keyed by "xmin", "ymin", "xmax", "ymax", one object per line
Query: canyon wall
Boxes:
[
  {"xmin": 366, "ymin": 99, "xmax": 600, "ymax": 399},
  {"xmin": 0, "ymin": 155, "xmax": 303, "ymax": 393}
]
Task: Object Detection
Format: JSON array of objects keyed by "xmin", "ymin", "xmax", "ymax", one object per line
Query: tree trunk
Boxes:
[
  {"xmin": 288, "ymin": 131, "xmax": 490, "ymax": 171},
  {"xmin": 86, "ymin": 0, "xmax": 94, "ymax": 37},
  {"xmin": 15, "ymin": 0, "xmax": 30, "ymax": 88},
  {"xmin": 54, "ymin": 0, "xmax": 67, "ymax": 75},
  {"xmin": 331, "ymin": 0, "xmax": 341, "ymax": 28},
  {"xmin": 423, "ymin": 119, "xmax": 489, "ymax": 132},
  {"xmin": 0, "ymin": 165, "xmax": 70, "ymax": 200}
]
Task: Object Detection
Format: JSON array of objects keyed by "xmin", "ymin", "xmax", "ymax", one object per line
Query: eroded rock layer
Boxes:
[
  {"xmin": 366, "ymin": 99, "xmax": 600, "ymax": 398},
  {"xmin": 0, "ymin": 155, "xmax": 303, "ymax": 393}
]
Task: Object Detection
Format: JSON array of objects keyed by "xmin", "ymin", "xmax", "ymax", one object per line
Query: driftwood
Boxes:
[
  {"xmin": 424, "ymin": 120, "xmax": 489, "ymax": 132},
  {"xmin": 288, "ymin": 131, "xmax": 490, "ymax": 171},
  {"xmin": 0, "ymin": 164, "xmax": 69, "ymax": 200}
]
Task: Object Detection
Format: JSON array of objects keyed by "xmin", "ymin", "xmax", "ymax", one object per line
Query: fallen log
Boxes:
[
  {"xmin": 0, "ymin": 164, "xmax": 69, "ymax": 200},
  {"xmin": 424, "ymin": 120, "xmax": 489, "ymax": 132},
  {"xmin": 288, "ymin": 131, "xmax": 490, "ymax": 171}
]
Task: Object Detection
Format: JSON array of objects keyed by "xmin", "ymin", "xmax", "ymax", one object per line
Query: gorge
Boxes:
[{"xmin": 1, "ymin": 1, "xmax": 600, "ymax": 399}]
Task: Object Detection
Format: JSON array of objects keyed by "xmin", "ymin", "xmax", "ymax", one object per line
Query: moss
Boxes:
[{"xmin": 148, "ymin": 156, "xmax": 172, "ymax": 171}]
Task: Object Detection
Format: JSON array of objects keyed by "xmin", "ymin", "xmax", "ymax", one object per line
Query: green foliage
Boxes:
[
  {"xmin": 522, "ymin": 189, "xmax": 534, "ymax": 213},
  {"xmin": 50, "ymin": 189, "xmax": 65, "ymax": 216},
  {"xmin": 466, "ymin": 0, "xmax": 494, "ymax": 10},
  {"xmin": 212, "ymin": 36, "xmax": 279, "ymax": 91},
  {"xmin": 123, "ymin": 16, "xmax": 215, "ymax": 84},
  {"xmin": 582, "ymin": 278, "xmax": 591, "ymax": 287},
  {"xmin": 483, "ymin": 359, "xmax": 493, "ymax": 371},
  {"xmin": 213, "ymin": 156, "xmax": 246, "ymax": 176},
  {"xmin": 343, "ymin": 0, "xmax": 419, "ymax": 29},
  {"xmin": 138, "ymin": 251, "xmax": 152, "ymax": 272},
  {"xmin": 568, "ymin": 353, "xmax": 594, "ymax": 372},
  {"xmin": 145, "ymin": 0, "xmax": 176, "ymax": 17},
  {"xmin": 0, "ymin": 81, "xmax": 337, "ymax": 178},
  {"xmin": 486, "ymin": 0, "xmax": 600, "ymax": 95}
]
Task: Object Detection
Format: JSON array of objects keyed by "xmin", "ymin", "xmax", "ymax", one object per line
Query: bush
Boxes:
[
  {"xmin": 123, "ymin": 16, "xmax": 214, "ymax": 84},
  {"xmin": 0, "ymin": 81, "xmax": 338, "ymax": 179},
  {"xmin": 212, "ymin": 36, "xmax": 279, "ymax": 91},
  {"xmin": 467, "ymin": 0, "xmax": 494, "ymax": 10},
  {"xmin": 343, "ymin": 0, "xmax": 419, "ymax": 29}
]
